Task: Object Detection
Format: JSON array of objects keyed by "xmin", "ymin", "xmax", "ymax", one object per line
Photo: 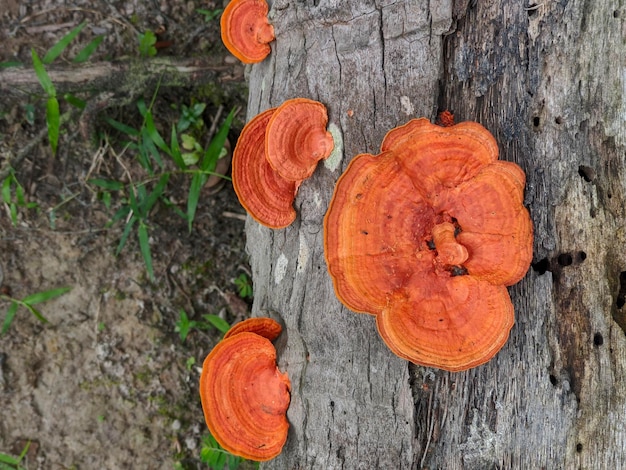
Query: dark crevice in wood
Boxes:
[
  {"xmin": 578, "ymin": 165, "xmax": 596, "ymax": 182},
  {"xmin": 593, "ymin": 333, "xmax": 604, "ymax": 347}
]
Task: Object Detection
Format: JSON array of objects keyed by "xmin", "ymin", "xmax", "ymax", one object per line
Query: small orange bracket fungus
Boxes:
[
  {"xmin": 200, "ymin": 317, "xmax": 290, "ymax": 461},
  {"xmin": 266, "ymin": 98, "xmax": 335, "ymax": 181},
  {"xmin": 232, "ymin": 108, "xmax": 300, "ymax": 228},
  {"xmin": 324, "ymin": 118, "xmax": 533, "ymax": 372},
  {"xmin": 232, "ymin": 98, "xmax": 334, "ymax": 228},
  {"xmin": 220, "ymin": 0, "xmax": 275, "ymax": 64}
]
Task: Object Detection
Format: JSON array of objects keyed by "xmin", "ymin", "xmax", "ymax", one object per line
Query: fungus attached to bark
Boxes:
[
  {"xmin": 232, "ymin": 98, "xmax": 333, "ymax": 229},
  {"xmin": 265, "ymin": 98, "xmax": 335, "ymax": 181},
  {"xmin": 220, "ymin": 0, "xmax": 275, "ymax": 64},
  {"xmin": 224, "ymin": 316, "xmax": 283, "ymax": 341},
  {"xmin": 324, "ymin": 118, "xmax": 533, "ymax": 371},
  {"xmin": 200, "ymin": 318, "xmax": 290, "ymax": 461},
  {"xmin": 232, "ymin": 108, "xmax": 300, "ymax": 228}
]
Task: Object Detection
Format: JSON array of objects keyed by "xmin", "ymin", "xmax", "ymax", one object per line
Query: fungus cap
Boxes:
[
  {"xmin": 324, "ymin": 118, "xmax": 533, "ymax": 371},
  {"xmin": 200, "ymin": 331, "xmax": 290, "ymax": 461},
  {"xmin": 220, "ymin": 0, "xmax": 275, "ymax": 64},
  {"xmin": 232, "ymin": 108, "xmax": 300, "ymax": 229},
  {"xmin": 265, "ymin": 98, "xmax": 335, "ymax": 181},
  {"xmin": 225, "ymin": 317, "xmax": 283, "ymax": 341}
]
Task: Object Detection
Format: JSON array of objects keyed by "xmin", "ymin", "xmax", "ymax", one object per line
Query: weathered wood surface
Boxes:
[{"xmin": 245, "ymin": 1, "xmax": 626, "ymax": 468}]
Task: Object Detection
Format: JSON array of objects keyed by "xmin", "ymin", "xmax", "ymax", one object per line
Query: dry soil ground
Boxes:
[{"xmin": 0, "ymin": 1, "xmax": 254, "ymax": 468}]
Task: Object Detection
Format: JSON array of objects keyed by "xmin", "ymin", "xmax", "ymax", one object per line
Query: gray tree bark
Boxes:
[{"xmin": 245, "ymin": 0, "xmax": 626, "ymax": 468}]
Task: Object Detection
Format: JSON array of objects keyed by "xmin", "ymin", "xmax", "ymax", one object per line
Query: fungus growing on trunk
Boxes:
[
  {"xmin": 200, "ymin": 318, "xmax": 290, "ymax": 461},
  {"xmin": 265, "ymin": 98, "xmax": 335, "ymax": 181},
  {"xmin": 232, "ymin": 98, "xmax": 334, "ymax": 228},
  {"xmin": 232, "ymin": 108, "xmax": 300, "ymax": 228},
  {"xmin": 220, "ymin": 0, "xmax": 275, "ymax": 64},
  {"xmin": 324, "ymin": 118, "xmax": 533, "ymax": 371}
]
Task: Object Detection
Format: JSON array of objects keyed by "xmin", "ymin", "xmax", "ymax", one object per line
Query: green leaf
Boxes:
[
  {"xmin": 169, "ymin": 126, "xmax": 186, "ymax": 169},
  {"xmin": 22, "ymin": 286, "xmax": 71, "ymax": 305},
  {"xmin": 105, "ymin": 117, "xmax": 140, "ymax": 137},
  {"xmin": 1, "ymin": 176, "xmax": 11, "ymax": 203},
  {"xmin": 140, "ymin": 126, "xmax": 163, "ymax": 169},
  {"xmin": 89, "ymin": 178, "xmax": 124, "ymax": 191},
  {"xmin": 144, "ymin": 112, "xmax": 171, "ymax": 156},
  {"xmin": 203, "ymin": 314, "xmax": 231, "ymax": 334},
  {"xmin": 46, "ymin": 96, "xmax": 60, "ymax": 155},
  {"xmin": 23, "ymin": 304, "xmax": 49, "ymax": 324},
  {"xmin": 73, "ymin": 35, "xmax": 104, "ymax": 63},
  {"xmin": 1, "ymin": 302, "xmax": 19, "ymax": 335},
  {"xmin": 138, "ymin": 30, "xmax": 157, "ymax": 57},
  {"xmin": 43, "ymin": 21, "xmax": 87, "ymax": 64},
  {"xmin": 0, "ymin": 61, "xmax": 23, "ymax": 68},
  {"xmin": 141, "ymin": 174, "xmax": 169, "ymax": 214},
  {"xmin": 116, "ymin": 215, "xmax": 136, "ymax": 255},
  {"xmin": 200, "ymin": 108, "xmax": 235, "ymax": 171},
  {"xmin": 137, "ymin": 221, "xmax": 154, "ymax": 281},
  {"xmin": 186, "ymin": 172, "xmax": 206, "ymax": 232},
  {"xmin": 31, "ymin": 48, "xmax": 56, "ymax": 97},
  {"xmin": 64, "ymin": 93, "xmax": 86, "ymax": 109}
]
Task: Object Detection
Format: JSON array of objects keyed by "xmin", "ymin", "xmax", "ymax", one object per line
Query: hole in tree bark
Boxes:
[
  {"xmin": 532, "ymin": 258, "xmax": 550, "ymax": 274},
  {"xmin": 533, "ymin": 116, "xmax": 541, "ymax": 127},
  {"xmin": 576, "ymin": 251, "xmax": 587, "ymax": 263},
  {"xmin": 549, "ymin": 374, "xmax": 558, "ymax": 386},
  {"xmin": 593, "ymin": 333, "xmax": 604, "ymax": 347},
  {"xmin": 578, "ymin": 165, "xmax": 596, "ymax": 182},
  {"xmin": 576, "ymin": 443, "xmax": 583, "ymax": 452},
  {"xmin": 557, "ymin": 253, "xmax": 573, "ymax": 266}
]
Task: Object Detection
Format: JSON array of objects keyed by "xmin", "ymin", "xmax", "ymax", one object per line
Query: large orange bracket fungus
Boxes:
[
  {"xmin": 220, "ymin": 0, "xmax": 275, "ymax": 64},
  {"xmin": 324, "ymin": 118, "xmax": 533, "ymax": 372},
  {"xmin": 200, "ymin": 318, "xmax": 291, "ymax": 461},
  {"xmin": 232, "ymin": 98, "xmax": 334, "ymax": 228}
]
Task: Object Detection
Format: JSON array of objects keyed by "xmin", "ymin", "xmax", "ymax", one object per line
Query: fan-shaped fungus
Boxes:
[
  {"xmin": 324, "ymin": 118, "xmax": 533, "ymax": 371},
  {"xmin": 200, "ymin": 318, "xmax": 290, "ymax": 461},
  {"xmin": 224, "ymin": 316, "xmax": 283, "ymax": 341},
  {"xmin": 265, "ymin": 98, "xmax": 335, "ymax": 181},
  {"xmin": 232, "ymin": 108, "xmax": 300, "ymax": 228},
  {"xmin": 232, "ymin": 98, "xmax": 333, "ymax": 228},
  {"xmin": 220, "ymin": 0, "xmax": 275, "ymax": 64}
]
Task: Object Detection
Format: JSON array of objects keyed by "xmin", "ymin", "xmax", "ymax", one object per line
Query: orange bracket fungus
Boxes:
[
  {"xmin": 232, "ymin": 108, "xmax": 300, "ymax": 228},
  {"xmin": 232, "ymin": 98, "xmax": 334, "ymax": 228},
  {"xmin": 324, "ymin": 118, "xmax": 533, "ymax": 372},
  {"xmin": 265, "ymin": 98, "xmax": 335, "ymax": 181},
  {"xmin": 200, "ymin": 317, "xmax": 290, "ymax": 461},
  {"xmin": 220, "ymin": 0, "xmax": 275, "ymax": 64}
]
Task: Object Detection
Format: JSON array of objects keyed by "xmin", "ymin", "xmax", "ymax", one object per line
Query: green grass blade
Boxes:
[
  {"xmin": 187, "ymin": 172, "xmax": 206, "ymax": 232},
  {"xmin": 141, "ymin": 174, "xmax": 169, "ymax": 214},
  {"xmin": 141, "ymin": 126, "xmax": 163, "ymax": 169},
  {"xmin": 200, "ymin": 107, "xmax": 235, "ymax": 171},
  {"xmin": 105, "ymin": 117, "xmax": 140, "ymax": 137},
  {"xmin": 0, "ymin": 61, "xmax": 22, "ymax": 68},
  {"xmin": 1, "ymin": 176, "xmax": 11, "ymax": 203},
  {"xmin": 23, "ymin": 304, "xmax": 49, "ymax": 324},
  {"xmin": 73, "ymin": 35, "xmax": 104, "ymax": 63},
  {"xmin": 169, "ymin": 125, "xmax": 186, "ymax": 169},
  {"xmin": 202, "ymin": 314, "xmax": 231, "ymax": 334},
  {"xmin": 1, "ymin": 302, "xmax": 19, "ymax": 335},
  {"xmin": 22, "ymin": 286, "xmax": 71, "ymax": 305},
  {"xmin": 136, "ymin": 98, "xmax": 148, "ymax": 117},
  {"xmin": 46, "ymin": 97, "xmax": 60, "ymax": 155},
  {"xmin": 89, "ymin": 178, "xmax": 124, "ymax": 191},
  {"xmin": 127, "ymin": 186, "xmax": 142, "ymax": 217},
  {"xmin": 0, "ymin": 452, "xmax": 19, "ymax": 464},
  {"xmin": 144, "ymin": 112, "xmax": 171, "ymax": 156},
  {"xmin": 64, "ymin": 93, "xmax": 86, "ymax": 109},
  {"xmin": 31, "ymin": 48, "xmax": 56, "ymax": 97},
  {"xmin": 43, "ymin": 21, "xmax": 87, "ymax": 64},
  {"xmin": 116, "ymin": 215, "xmax": 136, "ymax": 255},
  {"xmin": 137, "ymin": 222, "xmax": 154, "ymax": 281}
]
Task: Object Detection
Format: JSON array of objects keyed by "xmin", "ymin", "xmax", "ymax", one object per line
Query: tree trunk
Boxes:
[{"xmin": 245, "ymin": 0, "xmax": 626, "ymax": 468}]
